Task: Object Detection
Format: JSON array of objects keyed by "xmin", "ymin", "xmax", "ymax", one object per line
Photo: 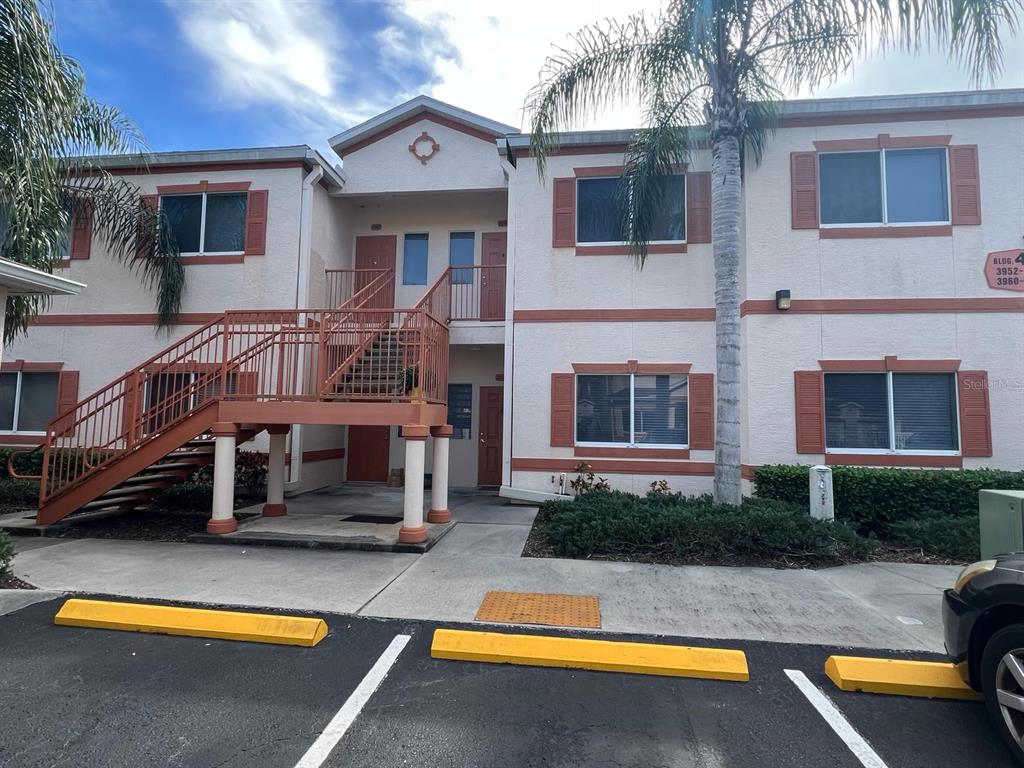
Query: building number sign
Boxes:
[{"xmin": 985, "ymin": 249, "xmax": 1024, "ymax": 292}]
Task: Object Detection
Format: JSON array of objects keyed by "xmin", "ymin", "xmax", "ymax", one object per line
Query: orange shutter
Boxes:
[
  {"xmin": 550, "ymin": 373, "xmax": 575, "ymax": 446},
  {"xmin": 551, "ymin": 178, "xmax": 576, "ymax": 248},
  {"xmin": 685, "ymin": 171, "xmax": 711, "ymax": 243},
  {"xmin": 137, "ymin": 194, "xmax": 158, "ymax": 260},
  {"xmin": 949, "ymin": 145, "xmax": 981, "ymax": 226},
  {"xmin": 790, "ymin": 152, "xmax": 819, "ymax": 229},
  {"xmin": 958, "ymin": 370, "xmax": 992, "ymax": 457},
  {"xmin": 244, "ymin": 190, "xmax": 269, "ymax": 255},
  {"xmin": 794, "ymin": 371, "xmax": 825, "ymax": 453},
  {"xmin": 56, "ymin": 370, "xmax": 79, "ymax": 415},
  {"xmin": 69, "ymin": 202, "xmax": 93, "ymax": 259},
  {"xmin": 688, "ymin": 373, "xmax": 714, "ymax": 449}
]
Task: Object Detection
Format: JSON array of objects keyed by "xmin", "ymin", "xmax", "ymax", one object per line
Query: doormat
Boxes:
[
  {"xmin": 340, "ymin": 514, "xmax": 403, "ymax": 524},
  {"xmin": 475, "ymin": 591, "xmax": 601, "ymax": 629}
]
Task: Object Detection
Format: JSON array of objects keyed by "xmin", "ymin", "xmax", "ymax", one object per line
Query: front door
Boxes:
[
  {"xmin": 347, "ymin": 425, "xmax": 390, "ymax": 482},
  {"xmin": 477, "ymin": 386, "xmax": 503, "ymax": 486},
  {"xmin": 354, "ymin": 235, "xmax": 397, "ymax": 306},
  {"xmin": 480, "ymin": 232, "xmax": 506, "ymax": 321}
]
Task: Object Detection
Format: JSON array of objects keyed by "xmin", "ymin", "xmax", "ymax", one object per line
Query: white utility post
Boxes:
[
  {"xmin": 399, "ymin": 424, "xmax": 428, "ymax": 543},
  {"xmin": 263, "ymin": 425, "xmax": 289, "ymax": 517},
  {"xmin": 809, "ymin": 465, "xmax": 835, "ymax": 521},
  {"xmin": 427, "ymin": 425, "xmax": 452, "ymax": 524},
  {"xmin": 207, "ymin": 422, "xmax": 238, "ymax": 534}
]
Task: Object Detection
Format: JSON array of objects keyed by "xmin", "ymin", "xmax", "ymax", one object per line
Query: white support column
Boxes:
[
  {"xmin": 263, "ymin": 426, "xmax": 289, "ymax": 517},
  {"xmin": 207, "ymin": 422, "xmax": 238, "ymax": 534},
  {"xmin": 399, "ymin": 424, "xmax": 428, "ymax": 544},
  {"xmin": 428, "ymin": 425, "xmax": 452, "ymax": 524}
]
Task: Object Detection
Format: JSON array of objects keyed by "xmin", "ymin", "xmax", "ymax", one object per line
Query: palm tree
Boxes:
[
  {"xmin": 527, "ymin": 0, "xmax": 1020, "ymax": 504},
  {"xmin": 0, "ymin": 0, "xmax": 183, "ymax": 342}
]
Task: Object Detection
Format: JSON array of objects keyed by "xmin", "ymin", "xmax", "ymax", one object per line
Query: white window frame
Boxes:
[
  {"xmin": 574, "ymin": 372, "xmax": 689, "ymax": 449},
  {"xmin": 0, "ymin": 371, "xmax": 58, "ymax": 435},
  {"xmin": 159, "ymin": 192, "xmax": 247, "ymax": 256},
  {"xmin": 575, "ymin": 175, "xmax": 688, "ymax": 246},
  {"xmin": 823, "ymin": 370, "xmax": 961, "ymax": 456},
  {"xmin": 818, "ymin": 147, "xmax": 952, "ymax": 229}
]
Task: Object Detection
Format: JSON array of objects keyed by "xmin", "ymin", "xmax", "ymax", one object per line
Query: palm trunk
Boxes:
[{"xmin": 710, "ymin": 133, "xmax": 742, "ymax": 505}]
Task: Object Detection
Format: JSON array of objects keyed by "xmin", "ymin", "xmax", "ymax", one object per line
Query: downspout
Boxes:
[{"xmin": 288, "ymin": 164, "xmax": 324, "ymax": 488}]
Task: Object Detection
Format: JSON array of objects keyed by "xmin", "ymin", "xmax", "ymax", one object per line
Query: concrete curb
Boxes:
[
  {"xmin": 431, "ymin": 628, "xmax": 750, "ymax": 680},
  {"xmin": 54, "ymin": 598, "xmax": 329, "ymax": 647},
  {"xmin": 825, "ymin": 655, "xmax": 982, "ymax": 700}
]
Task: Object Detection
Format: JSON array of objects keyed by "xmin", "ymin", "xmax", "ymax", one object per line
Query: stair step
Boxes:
[
  {"xmin": 102, "ymin": 483, "xmax": 166, "ymax": 497},
  {"xmin": 144, "ymin": 460, "xmax": 209, "ymax": 472},
  {"xmin": 78, "ymin": 494, "xmax": 149, "ymax": 511},
  {"xmin": 119, "ymin": 471, "xmax": 189, "ymax": 485}
]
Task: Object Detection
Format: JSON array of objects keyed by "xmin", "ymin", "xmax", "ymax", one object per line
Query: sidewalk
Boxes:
[{"xmin": 7, "ymin": 508, "xmax": 959, "ymax": 653}]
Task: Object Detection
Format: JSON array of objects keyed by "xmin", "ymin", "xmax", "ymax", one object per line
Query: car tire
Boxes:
[{"xmin": 981, "ymin": 624, "xmax": 1024, "ymax": 766}]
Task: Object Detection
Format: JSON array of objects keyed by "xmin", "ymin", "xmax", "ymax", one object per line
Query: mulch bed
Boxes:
[
  {"xmin": 521, "ymin": 507, "xmax": 968, "ymax": 570},
  {"xmin": 0, "ymin": 573, "xmax": 35, "ymax": 589}
]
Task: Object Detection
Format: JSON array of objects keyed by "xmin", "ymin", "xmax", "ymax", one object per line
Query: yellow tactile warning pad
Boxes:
[{"xmin": 474, "ymin": 591, "xmax": 601, "ymax": 629}]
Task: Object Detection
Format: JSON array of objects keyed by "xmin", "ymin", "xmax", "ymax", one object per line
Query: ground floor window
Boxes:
[
  {"xmin": 0, "ymin": 371, "xmax": 59, "ymax": 433},
  {"xmin": 447, "ymin": 383, "xmax": 472, "ymax": 439},
  {"xmin": 576, "ymin": 373, "xmax": 688, "ymax": 447},
  {"xmin": 824, "ymin": 371, "xmax": 959, "ymax": 452}
]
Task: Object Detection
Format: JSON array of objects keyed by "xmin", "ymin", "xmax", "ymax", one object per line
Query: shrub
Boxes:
[
  {"xmin": 541, "ymin": 491, "xmax": 875, "ymax": 563},
  {"xmin": 0, "ymin": 479, "xmax": 40, "ymax": 506},
  {"xmin": 0, "ymin": 530, "xmax": 12, "ymax": 578},
  {"xmin": 753, "ymin": 464, "xmax": 1024, "ymax": 534},
  {"xmin": 885, "ymin": 515, "xmax": 980, "ymax": 562},
  {"xmin": 150, "ymin": 481, "xmax": 213, "ymax": 512}
]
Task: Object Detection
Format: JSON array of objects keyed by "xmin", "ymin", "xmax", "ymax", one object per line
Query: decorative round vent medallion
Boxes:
[{"xmin": 408, "ymin": 131, "xmax": 440, "ymax": 165}]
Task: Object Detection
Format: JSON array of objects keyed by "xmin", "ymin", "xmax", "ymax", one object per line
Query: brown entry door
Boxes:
[
  {"xmin": 480, "ymin": 232, "xmax": 506, "ymax": 321},
  {"xmin": 355, "ymin": 235, "xmax": 397, "ymax": 306},
  {"xmin": 477, "ymin": 386, "xmax": 503, "ymax": 486},
  {"xmin": 347, "ymin": 426, "xmax": 390, "ymax": 482}
]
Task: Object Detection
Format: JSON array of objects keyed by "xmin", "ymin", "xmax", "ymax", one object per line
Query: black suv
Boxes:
[{"xmin": 944, "ymin": 555, "xmax": 1024, "ymax": 765}]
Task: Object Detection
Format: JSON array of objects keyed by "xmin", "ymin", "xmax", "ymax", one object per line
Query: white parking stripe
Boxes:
[
  {"xmin": 784, "ymin": 669, "xmax": 889, "ymax": 768},
  {"xmin": 294, "ymin": 634, "xmax": 411, "ymax": 768}
]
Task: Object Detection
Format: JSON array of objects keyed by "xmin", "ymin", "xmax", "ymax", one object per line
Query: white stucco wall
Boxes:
[
  {"xmin": 340, "ymin": 119, "xmax": 506, "ymax": 195},
  {"xmin": 342, "ymin": 190, "xmax": 508, "ymax": 310},
  {"xmin": 383, "ymin": 344, "xmax": 504, "ymax": 488}
]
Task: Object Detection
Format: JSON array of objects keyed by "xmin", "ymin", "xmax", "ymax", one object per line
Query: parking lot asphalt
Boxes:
[{"xmin": 0, "ymin": 596, "xmax": 1014, "ymax": 768}]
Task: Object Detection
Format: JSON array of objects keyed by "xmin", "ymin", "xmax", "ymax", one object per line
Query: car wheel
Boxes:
[{"xmin": 982, "ymin": 625, "xmax": 1024, "ymax": 766}]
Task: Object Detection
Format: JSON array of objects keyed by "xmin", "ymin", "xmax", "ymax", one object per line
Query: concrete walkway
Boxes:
[{"xmin": 6, "ymin": 494, "xmax": 960, "ymax": 653}]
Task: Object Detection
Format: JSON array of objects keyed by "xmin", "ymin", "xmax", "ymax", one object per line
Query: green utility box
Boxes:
[{"xmin": 979, "ymin": 490, "xmax": 1024, "ymax": 559}]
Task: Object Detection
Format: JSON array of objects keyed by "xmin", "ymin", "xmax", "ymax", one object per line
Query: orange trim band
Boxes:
[
  {"xmin": 30, "ymin": 312, "xmax": 221, "ymax": 327},
  {"xmin": 0, "ymin": 360, "xmax": 63, "ymax": 372},
  {"xmin": 342, "ymin": 113, "xmax": 501, "ymax": 155},
  {"xmin": 820, "ymin": 225, "xmax": 952, "ymax": 239},
  {"xmin": 813, "ymin": 133, "xmax": 952, "ymax": 151},
  {"xmin": 825, "ymin": 453, "xmax": 963, "ymax": 468},
  {"xmin": 575, "ymin": 243, "xmax": 687, "ymax": 256},
  {"xmin": 819, "ymin": 356, "xmax": 961, "ymax": 372},
  {"xmin": 430, "ymin": 425, "xmax": 454, "ymax": 438},
  {"xmin": 103, "ymin": 160, "xmax": 305, "ymax": 176},
  {"xmin": 741, "ymin": 297, "xmax": 1024, "ymax": 315},
  {"xmin": 156, "ymin": 181, "xmax": 252, "ymax": 194},
  {"xmin": 571, "ymin": 362, "xmax": 692, "ymax": 374},
  {"xmin": 572, "ymin": 163, "xmax": 688, "ymax": 177},
  {"xmin": 514, "ymin": 309, "xmax": 715, "ymax": 323},
  {"xmin": 402, "ymin": 424, "xmax": 429, "ymax": 440},
  {"xmin": 511, "ymin": 457, "xmax": 715, "ymax": 476},
  {"xmin": 211, "ymin": 422, "xmax": 239, "ymax": 437},
  {"xmin": 179, "ymin": 255, "xmax": 246, "ymax": 265}
]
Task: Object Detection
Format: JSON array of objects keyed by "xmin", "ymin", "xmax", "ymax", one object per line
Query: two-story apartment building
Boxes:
[{"xmin": 5, "ymin": 89, "xmax": 1023, "ymax": 539}]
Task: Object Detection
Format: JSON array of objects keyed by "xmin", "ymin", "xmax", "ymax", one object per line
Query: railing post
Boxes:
[{"xmin": 220, "ymin": 313, "xmax": 231, "ymax": 395}]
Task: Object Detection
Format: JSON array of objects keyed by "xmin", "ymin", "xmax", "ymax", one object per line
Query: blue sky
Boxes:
[{"xmin": 51, "ymin": 0, "xmax": 1024, "ymax": 161}]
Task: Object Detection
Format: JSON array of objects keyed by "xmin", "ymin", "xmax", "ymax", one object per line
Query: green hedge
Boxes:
[
  {"xmin": 886, "ymin": 515, "xmax": 980, "ymax": 562},
  {"xmin": 0, "ymin": 529, "xmax": 12, "ymax": 578},
  {"xmin": 542, "ymin": 490, "xmax": 875, "ymax": 563},
  {"xmin": 753, "ymin": 464, "xmax": 1024, "ymax": 533}
]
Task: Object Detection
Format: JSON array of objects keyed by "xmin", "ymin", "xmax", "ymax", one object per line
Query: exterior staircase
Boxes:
[{"xmin": 26, "ymin": 267, "xmax": 459, "ymax": 526}]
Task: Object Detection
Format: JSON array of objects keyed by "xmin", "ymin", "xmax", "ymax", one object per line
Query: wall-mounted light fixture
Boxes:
[{"xmin": 775, "ymin": 289, "xmax": 792, "ymax": 311}]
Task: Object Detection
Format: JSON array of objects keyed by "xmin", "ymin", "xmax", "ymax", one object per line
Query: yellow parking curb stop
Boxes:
[
  {"xmin": 432, "ymin": 628, "xmax": 749, "ymax": 681},
  {"xmin": 824, "ymin": 655, "xmax": 982, "ymax": 700},
  {"xmin": 54, "ymin": 598, "xmax": 328, "ymax": 647}
]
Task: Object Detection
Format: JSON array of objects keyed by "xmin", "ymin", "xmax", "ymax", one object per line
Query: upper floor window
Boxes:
[
  {"xmin": 824, "ymin": 372, "xmax": 958, "ymax": 453},
  {"xmin": 403, "ymin": 233, "xmax": 428, "ymax": 285},
  {"xmin": 819, "ymin": 148, "xmax": 949, "ymax": 227},
  {"xmin": 449, "ymin": 231, "xmax": 475, "ymax": 285},
  {"xmin": 0, "ymin": 371, "xmax": 59, "ymax": 433},
  {"xmin": 161, "ymin": 192, "xmax": 247, "ymax": 254},
  {"xmin": 576, "ymin": 373, "xmax": 688, "ymax": 447},
  {"xmin": 576, "ymin": 175, "xmax": 686, "ymax": 244}
]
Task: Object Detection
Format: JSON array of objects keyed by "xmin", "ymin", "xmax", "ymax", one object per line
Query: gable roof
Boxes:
[{"xmin": 329, "ymin": 95, "xmax": 518, "ymax": 157}]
